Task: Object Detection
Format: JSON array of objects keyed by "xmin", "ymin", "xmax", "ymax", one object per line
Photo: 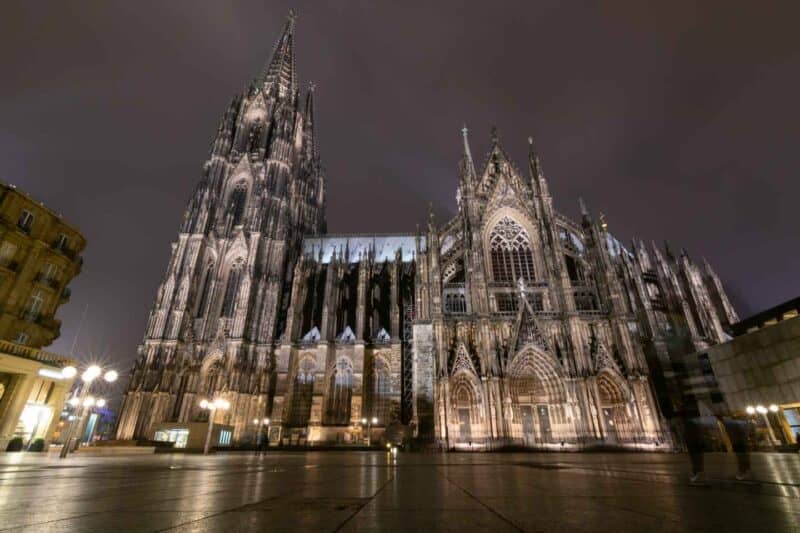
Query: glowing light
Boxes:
[
  {"xmin": 756, "ymin": 405, "xmax": 767, "ymax": 414},
  {"xmin": 263, "ymin": 418, "xmax": 270, "ymax": 425},
  {"xmin": 96, "ymin": 399, "xmax": 106, "ymax": 408},
  {"xmin": 213, "ymin": 398, "xmax": 230, "ymax": 410},
  {"xmin": 745, "ymin": 406, "xmax": 755, "ymax": 415},
  {"xmin": 253, "ymin": 418, "xmax": 260, "ymax": 425},
  {"xmin": 68, "ymin": 397, "xmax": 80, "ymax": 407},
  {"xmin": 61, "ymin": 366, "xmax": 77, "ymax": 379},
  {"xmin": 82, "ymin": 365, "xmax": 101, "ymax": 382},
  {"xmin": 83, "ymin": 396, "xmax": 95, "ymax": 407},
  {"xmin": 103, "ymin": 370, "xmax": 118, "ymax": 383},
  {"xmin": 199, "ymin": 399, "xmax": 209, "ymax": 409},
  {"xmin": 769, "ymin": 404, "xmax": 779, "ymax": 412},
  {"xmin": 39, "ymin": 368, "xmax": 65, "ymax": 380},
  {"xmin": 371, "ymin": 417, "xmax": 378, "ymax": 425}
]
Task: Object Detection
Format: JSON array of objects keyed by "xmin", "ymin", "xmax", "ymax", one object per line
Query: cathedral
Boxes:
[{"xmin": 116, "ymin": 12, "xmax": 739, "ymax": 450}]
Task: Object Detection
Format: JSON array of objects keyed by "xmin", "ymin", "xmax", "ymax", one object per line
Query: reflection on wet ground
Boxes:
[{"xmin": 0, "ymin": 451, "xmax": 798, "ymax": 532}]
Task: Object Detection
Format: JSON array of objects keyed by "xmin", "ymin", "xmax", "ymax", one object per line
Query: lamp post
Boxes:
[
  {"xmin": 59, "ymin": 365, "xmax": 118, "ymax": 458},
  {"xmin": 747, "ymin": 404, "xmax": 781, "ymax": 447},
  {"xmin": 253, "ymin": 417, "xmax": 270, "ymax": 454},
  {"xmin": 200, "ymin": 398, "xmax": 230, "ymax": 455},
  {"xmin": 361, "ymin": 416, "xmax": 378, "ymax": 446}
]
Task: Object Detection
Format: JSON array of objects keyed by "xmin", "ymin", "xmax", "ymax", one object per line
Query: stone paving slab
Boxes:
[{"xmin": 0, "ymin": 452, "xmax": 798, "ymax": 532}]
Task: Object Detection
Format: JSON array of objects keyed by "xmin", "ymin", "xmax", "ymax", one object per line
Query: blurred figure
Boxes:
[
  {"xmin": 723, "ymin": 416, "xmax": 753, "ymax": 481},
  {"xmin": 676, "ymin": 392, "xmax": 709, "ymax": 486}
]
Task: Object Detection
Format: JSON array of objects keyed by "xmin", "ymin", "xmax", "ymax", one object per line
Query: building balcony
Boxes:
[
  {"xmin": 0, "ymin": 339, "xmax": 76, "ymax": 368},
  {"xmin": 33, "ymin": 273, "xmax": 60, "ymax": 290},
  {"xmin": 50, "ymin": 240, "xmax": 78, "ymax": 261}
]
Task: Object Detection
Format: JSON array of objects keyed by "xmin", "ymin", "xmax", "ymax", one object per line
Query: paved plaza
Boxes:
[{"xmin": 0, "ymin": 451, "xmax": 798, "ymax": 532}]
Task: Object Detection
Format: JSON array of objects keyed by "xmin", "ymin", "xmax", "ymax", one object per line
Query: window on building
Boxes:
[
  {"xmin": 196, "ymin": 263, "xmax": 215, "ymax": 318},
  {"xmin": 41, "ymin": 262, "xmax": 59, "ymax": 282},
  {"xmin": 371, "ymin": 358, "xmax": 391, "ymax": 423},
  {"xmin": 489, "ymin": 217, "xmax": 535, "ymax": 283},
  {"xmin": 288, "ymin": 363, "xmax": 315, "ymax": 427},
  {"xmin": 13, "ymin": 331, "xmax": 29, "ymax": 345},
  {"xmin": 494, "ymin": 293, "xmax": 543, "ymax": 314},
  {"xmin": 17, "ymin": 210, "xmax": 34, "ymax": 232},
  {"xmin": 574, "ymin": 291, "xmax": 598, "ymax": 311},
  {"xmin": 221, "ymin": 262, "xmax": 243, "ymax": 318},
  {"xmin": 228, "ymin": 182, "xmax": 248, "ymax": 226},
  {"xmin": 326, "ymin": 359, "xmax": 353, "ymax": 425},
  {"xmin": 55, "ymin": 234, "xmax": 69, "ymax": 251},
  {"xmin": 564, "ymin": 254, "xmax": 585, "ymax": 283},
  {"xmin": 444, "ymin": 293, "xmax": 467, "ymax": 314},
  {"xmin": 26, "ymin": 290, "xmax": 46, "ymax": 319}
]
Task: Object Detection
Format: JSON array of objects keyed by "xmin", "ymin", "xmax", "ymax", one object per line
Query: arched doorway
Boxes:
[
  {"xmin": 450, "ymin": 373, "xmax": 482, "ymax": 445},
  {"xmin": 507, "ymin": 348, "xmax": 569, "ymax": 446},
  {"xmin": 596, "ymin": 371, "xmax": 635, "ymax": 443}
]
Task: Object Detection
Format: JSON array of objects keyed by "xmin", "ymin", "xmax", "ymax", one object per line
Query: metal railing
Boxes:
[{"xmin": 0, "ymin": 339, "xmax": 76, "ymax": 368}]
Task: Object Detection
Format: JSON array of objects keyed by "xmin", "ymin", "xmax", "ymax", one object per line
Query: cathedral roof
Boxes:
[{"xmin": 302, "ymin": 234, "xmax": 424, "ymax": 263}]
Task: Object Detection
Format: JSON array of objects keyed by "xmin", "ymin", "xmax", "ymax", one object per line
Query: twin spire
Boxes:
[{"xmin": 258, "ymin": 10, "xmax": 298, "ymax": 98}]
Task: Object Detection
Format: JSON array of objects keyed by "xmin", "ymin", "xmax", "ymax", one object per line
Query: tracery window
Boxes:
[
  {"xmin": 228, "ymin": 182, "xmax": 247, "ymax": 226},
  {"xmin": 371, "ymin": 358, "xmax": 391, "ymax": 423},
  {"xmin": 195, "ymin": 262, "xmax": 215, "ymax": 318},
  {"xmin": 221, "ymin": 261, "xmax": 243, "ymax": 318},
  {"xmin": 288, "ymin": 360, "xmax": 315, "ymax": 427},
  {"xmin": 489, "ymin": 217, "xmax": 535, "ymax": 283},
  {"xmin": 326, "ymin": 358, "xmax": 353, "ymax": 425}
]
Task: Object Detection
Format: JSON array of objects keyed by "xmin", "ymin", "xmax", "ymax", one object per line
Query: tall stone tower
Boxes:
[{"xmin": 116, "ymin": 11, "xmax": 325, "ymax": 441}]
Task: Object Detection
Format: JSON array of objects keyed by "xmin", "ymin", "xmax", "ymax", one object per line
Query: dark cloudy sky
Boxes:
[{"xmin": 2, "ymin": 1, "xmax": 798, "ymax": 372}]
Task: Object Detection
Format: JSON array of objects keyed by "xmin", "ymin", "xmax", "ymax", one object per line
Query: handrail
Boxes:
[{"xmin": 0, "ymin": 340, "xmax": 76, "ymax": 368}]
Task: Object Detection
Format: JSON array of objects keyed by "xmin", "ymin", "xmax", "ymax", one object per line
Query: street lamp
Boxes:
[
  {"xmin": 199, "ymin": 398, "xmax": 230, "ymax": 455},
  {"xmin": 59, "ymin": 364, "xmax": 118, "ymax": 458},
  {"xmin": 253, "ymin": 417, "xmax": 270, "ymax": 454},
  {"xmin": 362, "ymin": 417, "xmax": 378, "ymax": 446}
]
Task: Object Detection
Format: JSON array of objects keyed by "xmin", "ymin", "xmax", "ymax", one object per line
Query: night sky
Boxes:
[{"xmin": 2, "ymin": 1, "xmax": 798, "ymax": 373}]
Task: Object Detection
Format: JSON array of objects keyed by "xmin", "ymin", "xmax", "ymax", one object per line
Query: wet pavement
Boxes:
[{"xmin": 0, "ymin": 451, "xmax": 798, "ymax": 532}]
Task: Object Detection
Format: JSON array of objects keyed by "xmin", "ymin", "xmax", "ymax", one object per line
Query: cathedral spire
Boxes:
[
  {"xmin": 304, "ymin": 83, "xmax": 317, "ymax": 160},
  {"xmin": 461, "ymin": 124, "xmax": 477, "ymax": 183},
  {"xmin": 527, "ymin": 136, "xmax": 548, "ymax": 196},
  {"xmin": 259, "ymin": 10, "xmax": 298, "ymax": 99}
]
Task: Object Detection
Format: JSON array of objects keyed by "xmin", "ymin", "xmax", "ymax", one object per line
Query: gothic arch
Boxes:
[
  {"xmin": 449, "ymin": 370, "xmax": 483, "ymax": 442},
  {"xmin": 287, "ymin": 356, "xmax": 316, "ymax": 427},
  {"xmin": 481, "ymin": 207, "xmax": 543, "ymax": 284},
  {"xmin": 369, "ymin": 355, "xmax": 392, "ymax": 423},
  {"xmin": 596, "ymin": 369, "xmax": 630, "ymax": 406},
  {"xmin": 325, "ymin": 357, "xmax": 353, "ymax": 425},
  {"xmin": 507, "ymin": 347, "xmax": 567, "ymax": 404}
]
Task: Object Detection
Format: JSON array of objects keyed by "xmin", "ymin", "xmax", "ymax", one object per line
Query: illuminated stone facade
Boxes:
[
  {"xmin": 117, "ymin": 12, "xmax": 739, "ymax": 450},
  {"xmin": 0, "ymin": 183, "xmax": 85, "ymax": 348}
]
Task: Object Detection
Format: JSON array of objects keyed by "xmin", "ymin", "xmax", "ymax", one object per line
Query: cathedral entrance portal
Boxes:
[
  {"xmin": 508, "ymin": 347, "xmax": 567, "ymax": 446},
  {"xmin": 597, "ymin": 372, "xmax": 635, "ymax": 444},
  {"xmin": 520, "ymin": 405, "xmax": 535, "ymax": 445},
  {"xmin": 537, "ymin": 405, "xmax": 551, "ymax": 442},
  {"xmin": 458, "ymin": 408, "xmax": 472, "ymax": 441}
]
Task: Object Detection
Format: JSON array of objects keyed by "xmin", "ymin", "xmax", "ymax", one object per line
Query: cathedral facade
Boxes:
[{"xmin": 116, "ymin": 13, "xmax": 739, "ymax": 450}]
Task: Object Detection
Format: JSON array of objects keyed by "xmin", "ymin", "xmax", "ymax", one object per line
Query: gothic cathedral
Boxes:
[{"xmin": 116, "ymin": 12, "xmax": 739, "ymax": 450}]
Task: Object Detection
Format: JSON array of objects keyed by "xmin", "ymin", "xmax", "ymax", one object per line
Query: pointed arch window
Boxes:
[
  {"xmin": 489, "ymin": 217, "xmax": 535, "ymax": 283},
  {"xmin": 196, "ymin": 262, "xmax": 215, "ymax": 318},
  {"xmin": 326, "ymin": 358, "xmax": 353, "ymax": 425},
  {"xmin": 221, "ymin": 261, "xmax": 243, "ymax": 318},
  {"xmin": 228, "ymin": 182, "xmax": 248, "ymax": 226},
  {"xmin": 288, "ymin": 359, "xmax": 315, "ymax": 427},
  {"xmin": 371, "ymin": 358, "xmax": 391, "ymax": 424}
]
